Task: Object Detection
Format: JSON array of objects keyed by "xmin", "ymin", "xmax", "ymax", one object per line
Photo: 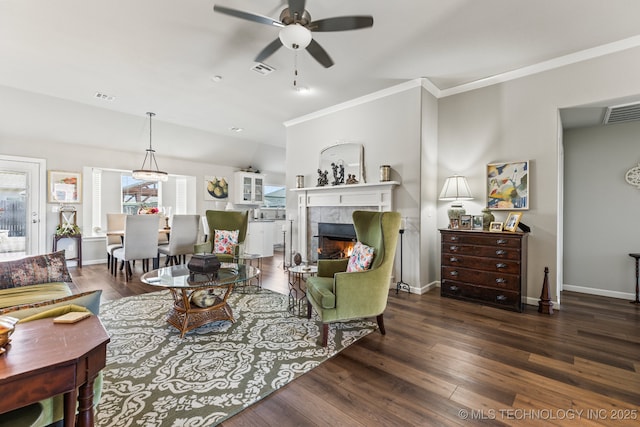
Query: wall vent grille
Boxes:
[{"xmin": 603, "ymin": 102, "xmax": 640, "ymax": 125}]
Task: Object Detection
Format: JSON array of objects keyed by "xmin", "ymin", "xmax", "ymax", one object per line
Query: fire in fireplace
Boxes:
[{"xmin": 317, "ymin": 222, "xmax": 356, "ymax": 259}]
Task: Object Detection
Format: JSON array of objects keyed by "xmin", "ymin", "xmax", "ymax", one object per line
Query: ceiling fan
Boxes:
[{"xmin": 213, "ymin": 0, "xmax": 374, "ymax": 68}]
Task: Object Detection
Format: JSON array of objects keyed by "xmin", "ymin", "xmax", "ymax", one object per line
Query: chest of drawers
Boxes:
[{"xmin": 440, "ymin": 229, "xmax": 528, "ymax": 312}]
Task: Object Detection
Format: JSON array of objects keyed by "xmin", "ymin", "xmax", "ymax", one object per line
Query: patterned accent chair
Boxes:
[{"xmin": 306, "ymin": 210, "xmax": 401, "ymax": 346}]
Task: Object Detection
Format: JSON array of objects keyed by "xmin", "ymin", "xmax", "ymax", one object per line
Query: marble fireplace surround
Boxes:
[{"xmin": 291, "ymin": 182, "xmax": 399, "ymax": 262}]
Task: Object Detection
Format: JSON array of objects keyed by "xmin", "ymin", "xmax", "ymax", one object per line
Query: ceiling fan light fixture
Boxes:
[
  {"xmin": 279, "ymin": 24, "xmax": 312, "ymax": 50},
  {"xmin": 132, "ymin": 112, "xmax": 169, "ymax": 182}
]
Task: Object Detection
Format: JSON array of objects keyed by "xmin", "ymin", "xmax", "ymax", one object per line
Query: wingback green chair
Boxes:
[
  {"xmin": 306, "ymin": 210, "xmax": 402, "ymax": 347},
  {"xmin": 193, "ymin": 210, "xmax": 249, "ymax": 262}
]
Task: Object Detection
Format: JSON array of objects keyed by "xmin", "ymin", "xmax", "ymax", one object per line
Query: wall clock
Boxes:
[{"xmin": 625, "ymin": 163, "xmax": 640, "ymax": 188}]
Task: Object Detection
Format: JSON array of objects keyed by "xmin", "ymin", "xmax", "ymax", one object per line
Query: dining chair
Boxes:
[
  {"xmin": 158, "ymin": 214, "xmax": 201, "ymax": 266},
  {"xmin": 105, "ymin": 213, "xmax": 126, "ymax": 274},
  {"xmin": 157, "ymin": 214, "xmax": 169, "ymax": 248},
  {"xmin": 112, "ymin": 215, "xmax": 160, "ymax": 281}
]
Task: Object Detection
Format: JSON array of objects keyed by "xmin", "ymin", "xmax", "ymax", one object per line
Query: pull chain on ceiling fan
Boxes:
[{"xmin": 213, "ymin": 0, "xmax": 374, "ymax": 68}]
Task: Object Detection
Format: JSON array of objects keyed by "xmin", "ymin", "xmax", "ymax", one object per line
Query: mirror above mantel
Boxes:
[{"xmin": 319, "ymin": 143, "xmax": 365, "ymax": 185}]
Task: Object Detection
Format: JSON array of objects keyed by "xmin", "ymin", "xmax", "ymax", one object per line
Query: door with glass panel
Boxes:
[{"xmin": 0, "ymin": 157, "xmax": 45, "ymax": 259}]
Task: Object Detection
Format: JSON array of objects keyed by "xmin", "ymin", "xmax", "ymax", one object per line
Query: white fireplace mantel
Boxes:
[
  {"xmin": 291, "ymin": 181, "xmax": 399, "ymax": 261},
  {"xmin": 291, "ymin": 181, "xmax": 399, "ymax": 209}
]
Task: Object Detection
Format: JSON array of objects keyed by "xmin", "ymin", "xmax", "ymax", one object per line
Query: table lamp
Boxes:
[{"xmin": 439, "ymin": 175, "xmax": 473, "ymax": 222}]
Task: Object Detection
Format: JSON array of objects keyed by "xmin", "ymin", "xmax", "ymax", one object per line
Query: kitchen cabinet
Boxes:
[
  {"xmin": 273, "ymin": 220, "xmax": 286, "ymax": 246},
  {"xmin": 245, "ymin": 221, "xmax": 274, "ymax": 257},
  {"xmin": 234, "ymin": 172, "xmax": 264, "ymax": 205}
]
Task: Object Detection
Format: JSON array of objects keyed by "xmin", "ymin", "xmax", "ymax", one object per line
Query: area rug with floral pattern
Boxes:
[{"xmin": 96, "ymin": 289, "xmax": 376, "ymax": 426}]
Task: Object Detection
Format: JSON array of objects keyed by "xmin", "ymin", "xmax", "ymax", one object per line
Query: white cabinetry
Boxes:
[
  {"xmin": 245, "ymin": 221, "xmax": 274, "ymax": 256},
  {"xmin": 234, "ymin": 172, "xmax": 264, "ymax": 205},
  {"xmin": 273, "ymin": 220, "xmax": 286, "ymax": 246}
]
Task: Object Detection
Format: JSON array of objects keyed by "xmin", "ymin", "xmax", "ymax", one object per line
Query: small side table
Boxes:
[
  {"xmin": 629, "ymin": 253, "xmax": 640, "ymax": 304},
  {"xmin": 235, "ymin": 253, "xmax": 263, "ymax": 292},
  {"xmin": 288, "ymin": 265, "xmax": 317, "ymax": 316},
  {"xmin": 53, "ymin": 234, "xmax": 82, "ymax": 268}
]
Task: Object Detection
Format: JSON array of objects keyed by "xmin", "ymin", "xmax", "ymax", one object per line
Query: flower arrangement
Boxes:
[
  {"xmin": 138, "ymin": 206, "xmax": 160, "ymax": 215},
  {"xmin": 55, "ymin": 222, "xmax": 81, "ymax": 236}
]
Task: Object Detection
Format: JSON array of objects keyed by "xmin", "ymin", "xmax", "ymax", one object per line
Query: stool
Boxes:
[{"xmin": 53, "ymin": 234, "xmax": 82, "ymax": 267}]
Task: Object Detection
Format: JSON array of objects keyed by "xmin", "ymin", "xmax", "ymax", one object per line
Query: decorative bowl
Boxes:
[{"xmin": 0, "ymin": 316, "xmax": 19, "ymax": 354}]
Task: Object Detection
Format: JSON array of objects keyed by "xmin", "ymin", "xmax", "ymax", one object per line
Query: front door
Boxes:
[{"xmin": 0, "ymin": 155, "xmax": 46, "ymax": 259}]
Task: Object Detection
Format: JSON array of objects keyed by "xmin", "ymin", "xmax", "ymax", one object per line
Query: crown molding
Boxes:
[
  {"xmin": 438, "ymin": 34, "xmax": 640, "ymax": 98},
  {"xmin": 285, "ymin": 35, "xmax": 640, "ymax": 127},
  {"xmin": 284, "ymin": 79, "xmax": 423, "ymax": 127}
]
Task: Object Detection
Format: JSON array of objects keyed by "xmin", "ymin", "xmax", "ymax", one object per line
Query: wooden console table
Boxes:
[
  {"xmin": 0, "ymin": 315, "xmax": 109, "ymax": 426},
  {"xmin": 53, "ymin": 233, "xmax": 82, "ymax": 267}
]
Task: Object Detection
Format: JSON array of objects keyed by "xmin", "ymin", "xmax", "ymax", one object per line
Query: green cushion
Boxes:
[
  {"xmin": 0, "ymin": 403, "xmax": 44, "ymax": 427},
  {"xmin": 0, "ymin": 290, "xmax": 101, "ymax": 319},
  {"xmin": 306, "ymin": 276, "xmax": 336, "ymax": 309},
  {"xmin": 0, "ymin": 283, "xmax": 72, "ymax": 309}
]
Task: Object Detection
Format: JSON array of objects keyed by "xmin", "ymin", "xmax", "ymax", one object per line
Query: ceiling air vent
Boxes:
[
  {"xmin": 251, "ymin": 63, "xmax": 275, "ymax": 76},
  {"xmin": 603, "ymin": 102, "xmax": 640, "ymax": 125}
]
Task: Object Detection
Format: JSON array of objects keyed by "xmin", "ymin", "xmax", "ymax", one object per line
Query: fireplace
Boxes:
[{"xmin": 317, "ymin": 222, "xmax": 356, "ymax": 259}]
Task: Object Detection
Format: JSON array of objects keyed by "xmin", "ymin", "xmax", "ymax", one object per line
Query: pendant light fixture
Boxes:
[{"xmin": 132, "ymin": 112, "xmax": 168, "ymax": 182}]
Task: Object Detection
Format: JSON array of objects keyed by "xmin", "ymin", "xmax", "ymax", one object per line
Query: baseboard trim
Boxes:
[{"xmin": 562, "ymin": 284, "xmax": 635, "ymax": 300}]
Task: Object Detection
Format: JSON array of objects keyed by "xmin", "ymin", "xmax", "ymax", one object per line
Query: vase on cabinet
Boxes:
[{"xmin": 482, "ymin": 208, "xmax": 494, "ymax": 231}]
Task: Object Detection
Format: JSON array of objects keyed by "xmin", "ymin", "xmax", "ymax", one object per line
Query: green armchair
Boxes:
[
  {"xmin": 194, "ymin": 210, "xmax": 249, "ymax": 262},
  {"xmin": 306, "ymin": 210, "xmax": 402, "ymax": 347}
]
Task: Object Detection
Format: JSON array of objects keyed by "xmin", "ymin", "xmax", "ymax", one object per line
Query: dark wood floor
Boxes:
[{"xmin": 71, "ymin": 254, "xmax": 640, "ymax": 427}]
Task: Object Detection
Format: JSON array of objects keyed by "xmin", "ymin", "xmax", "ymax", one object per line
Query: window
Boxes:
[
  {"xmin": 122, "ymin": 175, "xmax": 159, "ymax": 214},
  {"xmin": 262, "ymin": 185, "xmax": 285, "ymax": 208},
  {"xmin": 84, "ymin": 167, "xmax": 197, "ymax": 236}
]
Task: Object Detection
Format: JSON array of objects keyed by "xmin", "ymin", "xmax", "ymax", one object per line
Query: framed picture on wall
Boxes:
[
  {"xmin": 204, "ymin": 176, "xmax": 229, "ymax": 200},
  {"xmin": 487, "ymin": 160, "xmax": 529, "ymax": 210},
  {"xmin": 48, "ymin": 170, "xmax": 81, "ymax": 203}
]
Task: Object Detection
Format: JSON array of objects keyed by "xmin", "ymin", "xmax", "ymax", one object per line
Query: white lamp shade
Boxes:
[
  {"xmin": 279, "ymin": 24, "xmax": 312, "ymax": 50},
  {"xmin": 439, "ymin": 176, "xmax": 473, "ymax": 201}
]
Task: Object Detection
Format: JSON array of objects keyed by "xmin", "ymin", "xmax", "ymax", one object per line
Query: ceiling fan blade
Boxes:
[
  {"xmin": 255, "ymin": 39, "xmax": 283, "ymax": 63},
  {"xmin": 213, "ymin": 5, "xmax": 284, "ymax": 27},
  {"xmin": 310, "ymin": 16, "xmax": 374, "ymax": 32},
  {"xmin": 306, "ymin": 39, "xmax": 334, "ymax": 68},
  {"xmin": 287, "ymin": 0, "xmax": 306, "ymax": 18}
]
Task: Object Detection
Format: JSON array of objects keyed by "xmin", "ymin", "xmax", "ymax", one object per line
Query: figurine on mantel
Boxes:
[
  {"xmin": 346, "ymin": 174, "xmax": 358, "ymax": 185},
  {"xmin": 317, "ymin": 169, "xmax": 329, "ymax": 187},
  {"xmin": 331, "ymin": 162, "xmax": 345, "ymax": 186}
]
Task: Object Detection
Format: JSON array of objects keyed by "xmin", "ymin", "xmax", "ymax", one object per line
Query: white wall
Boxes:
[
  {"xmin": 437, "ymin": 46, "xmax": 640, "ymax": 305},
  {"xmin": 563, "ymin": 121, "xmax": 640, "ymax": 298},
  {"xmin": 285, "ymin": 84, "xmax": 428, "ymax": 291}
]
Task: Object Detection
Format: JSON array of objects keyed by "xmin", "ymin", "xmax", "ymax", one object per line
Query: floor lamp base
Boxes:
[{"xmin": 395, "ymin": 229, "xmax": 410, "ymax": 294}]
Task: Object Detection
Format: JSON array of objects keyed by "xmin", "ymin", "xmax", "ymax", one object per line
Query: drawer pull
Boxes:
[
  {"xmin": 496, "ymin": 295, "xmax": 507, "ymax": 302},
  {"xmin": 495, "ymin": 250, "xmax": 507, "ymax": 256},
  {"xmin": 449, "ymin": 236, "xmax": 459, "ymax": 242},
  {"xmin": 496, "ymin": 239, "xmax": 507, "ymax": 245},
  {"xmin": 495, "ymin": 278, "xmax": 507, "ymax": 284},
  {"xmin": 450, "ymin": 257, "xmax": 459, "ymax": 263},
  {"xmin": 449, "ymin": 285, "xmax": 459, "ymax": 292},
  {"xmin": 449, "ymin": 271, "xmax": 459, "ymax": 277},
  {"xmin": 449, "ymin": 245, "xmax": 459, "ymax": 252},
  {"xmin": 496, "ymin": 263, "xmax": 507, "ymax": 269}
]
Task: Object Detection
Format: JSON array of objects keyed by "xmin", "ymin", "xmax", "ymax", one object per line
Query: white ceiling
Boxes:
[{"xmin": 2, "ymin": 0, "xmax": 640, "ymax": 172}]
